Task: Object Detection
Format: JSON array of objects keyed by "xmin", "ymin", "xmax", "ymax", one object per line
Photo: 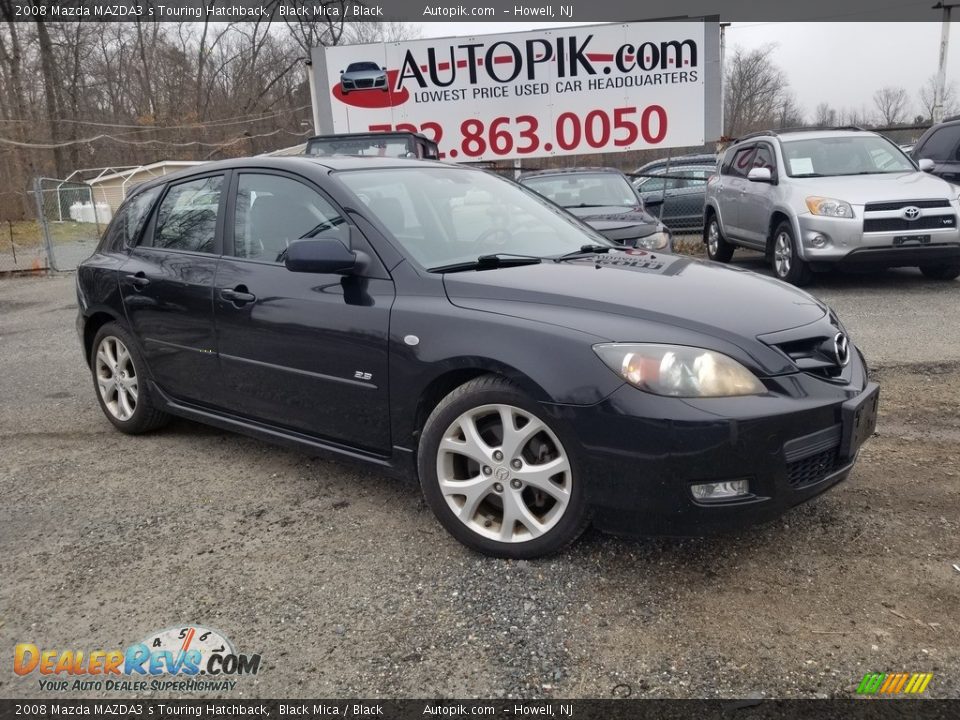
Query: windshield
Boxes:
[
  {"xmin": 781, "ymin": 135, "xmax": 916, "ymax": 176},
  {"xmin": 346, "ymin": 62, "xmax": 381, "ymax": 72},
  {"xmin": 337, "ymin": 167, "xmax": 611, "ymax": 269},
  {"xmin": 522, "ymin": 173, "xmax": 639, "ymax": 208}
]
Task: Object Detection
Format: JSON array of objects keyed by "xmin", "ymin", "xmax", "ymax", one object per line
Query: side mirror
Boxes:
[
  {"xmin": 285, "ymin": 238, "xmax": 357, "ymax": 274},
  {"xmin": 339, "ymin": 69, "xmax": 344, "ymax": 74},
  {"xmin": 747, "ymin": 167, "xmax": 773, "ymax": 183},
  {"xmin": 918, "ymin": 158, "xmax": 935, "ymax": 172},
  {"xmin": 381, "ymin": 66, "xmax": 387, "ymax": 71}
]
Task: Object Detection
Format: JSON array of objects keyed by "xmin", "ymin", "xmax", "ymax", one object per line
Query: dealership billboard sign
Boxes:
[{"xmin": 310, "ymin": 21, "xmax": 721, "ymax": 161}]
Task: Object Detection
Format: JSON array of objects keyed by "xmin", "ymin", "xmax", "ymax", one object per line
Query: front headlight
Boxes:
[
  {"xmin": 634, "ymin": 230, "xmax": 671, "ymax": 250},
  {"xmin": 593, "ymin": 343, "xmax": 765, "ymax": 397},
  {"xmin": 805, "ymin": 196, "xmax": 854, "ymax": 218}
]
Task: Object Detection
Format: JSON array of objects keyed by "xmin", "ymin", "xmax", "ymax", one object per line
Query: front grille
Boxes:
[
  {"xmin": 787, "ymin": 448, "xmax": 842, "ymax": 489},
  {"xmin": 772, "ymin": 336, "xmax": 845, "ymax": 379},
  {"xmin": 356, "ymin": 79, "xmax": 374, "ymax": 88},
  {"xmin": 864, "ymin": 199, "xmax": 950, "ymax": 212},
  {"xmin": 863, "ymin": 215, "xmax": 955, "ymax": 232}
]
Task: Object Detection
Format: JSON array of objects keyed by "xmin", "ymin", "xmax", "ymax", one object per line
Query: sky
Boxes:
[{"xmin": 416, "ymin": 22, "xmax": 960, "ymax": 120}]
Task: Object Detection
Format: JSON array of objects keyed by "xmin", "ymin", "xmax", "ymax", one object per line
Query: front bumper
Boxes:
[
  {"xmin": 796, "ymin": 213, "xmax": 960, "ymax": 268},
  {"xmin": 544, "ymin": 353, "xmax": 876, "ymax": 537}
]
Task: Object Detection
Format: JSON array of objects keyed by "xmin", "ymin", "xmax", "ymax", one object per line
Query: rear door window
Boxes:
[
  {"xmin": 150, "ymin": 176, "xmax": 224, "ymax": 253},
  {"xmin": 723, "ymin": 146, "xmax": 757, "ymax": 178}
]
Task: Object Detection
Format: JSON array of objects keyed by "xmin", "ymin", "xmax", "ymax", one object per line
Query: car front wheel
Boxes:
[
  {"xmin": 418, "ymin": 376, "xmax": 589, "ymax": 558},
  {"xmin": 91, "ymin": 322, "xmax": 170, "ymax": 434},
  {"xmin": 920, "ymin": 264, "xmax": 960, "ymax": 281},
  {"xmin": 771, "ymin": 222, "xmax": 812, "ymax": 286}
]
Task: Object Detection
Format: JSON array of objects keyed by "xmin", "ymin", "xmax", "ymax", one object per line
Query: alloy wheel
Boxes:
[
  {"xmin": 774, "ymin": 232, "xmax": 792, "ymax": 277},
  {"xmin": 435, "ymin": 403, "xmax": 572, "ymax": 543},
  {"xmin": 707, "ymin": 220, "xmax": 720, "ymax": 256},
  {"xmin": 95, "ymin": 335, "xmax": 138, "ymax": 421}
]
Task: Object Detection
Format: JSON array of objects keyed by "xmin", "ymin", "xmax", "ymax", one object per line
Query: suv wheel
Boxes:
[
  {"xmin": 705, "ymin": 215, "xmax": 734, "ymax": 262},
  {"xmin": 920, "ymin": 264, "xmax": 960, "ymax": 281},
  {"xmin": 771, "ymin": 222, "xmax": 812, "ymax": 286},
  {"xmin": 418, "ymin": 376, "xmax": 589, "ymax": 558}
]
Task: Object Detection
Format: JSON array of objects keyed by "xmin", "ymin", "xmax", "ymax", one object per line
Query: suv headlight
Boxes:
[
  {"xmin": 634, "ymin": 229, "xmax": 671, "ymax": 250},
  {"xmin": 805, "ymin": 196, "xmax": 854, "ymax": 218},
  {"xmin": 593, "ymin": 343, "xmax": 765, "ymax": 397}
]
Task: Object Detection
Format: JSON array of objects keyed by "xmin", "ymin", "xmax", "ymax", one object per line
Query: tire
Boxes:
[
  {"xmin": 90, "ymin": 322, "xmax": 170, "ymax": 435},
  {"xmin": 770, "ymin": 221, "xmax": 812, "ymax": 286},
  {"xmin": 920, "ymin": 264, "xmax": 960, "ymax": 281},
  {"xmin": 418, "ymin": 376, "xmax": 590, "ymax": 559},
  {"xmin": 705, "ymin": 214, "xmax": 734, "ymax": 263}
]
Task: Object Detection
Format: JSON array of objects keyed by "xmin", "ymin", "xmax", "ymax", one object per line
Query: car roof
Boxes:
[
  {"xmin": 127, "ymin": 155, "xmax": 464, "ymax": 196},
  {"xmin": 773, "ymin": 129, "xmax": 882, "ymax": 143},
  {"xmin": 635, "ymin": 153, "xmax": 717, "ymax": 172},
  {"xmin": 519, "ymin": 166, "xmax": 627, "ymax": 180}
]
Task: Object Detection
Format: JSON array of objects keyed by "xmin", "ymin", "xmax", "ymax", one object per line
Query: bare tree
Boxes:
[
  {"xmin": 723, "ymin": 44, "xmax": 791, "ymax": 137},
  {"xmin": 918, "ymin": 74, "xmax": 959, "ymax": 122},
  {"xmin": 775, "ymin": 93, "xmax": 805, "ymax": 128},
  {"xmin": 872, "ymin": 86, "xmax": 910, "ymax": 126},
  {"xmin": 344, "ymin": 22, "xmax": 421, "ymax": 44},
  {"xmin": 813, "ymin": 102, "xmax": 837, "ymax": 128}
]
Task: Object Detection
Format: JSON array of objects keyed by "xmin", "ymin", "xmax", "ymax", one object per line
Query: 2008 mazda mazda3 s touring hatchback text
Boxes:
[{"xmin": 76, "ymin": 156, "xmax": 879, "ymax": 558}]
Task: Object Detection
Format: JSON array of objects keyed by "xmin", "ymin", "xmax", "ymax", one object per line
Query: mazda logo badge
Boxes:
[
  {"xmin": 833, "ymin": 332, "xmax": 850, "ymax": 367},
  {"xmin": 902, "ymin": 206, "xmax": 921, "ymax": 221}
]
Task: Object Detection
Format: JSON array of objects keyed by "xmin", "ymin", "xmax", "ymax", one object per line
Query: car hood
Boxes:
[
  {"xmin": 566, "ymin": 207, "xmax": 660, "ymax": 241},
  {"xmin": 791, "ymin": 171, "xmax": 956, "ymax": 203},
  {"xmin": 443, "ymin": 251, "xmax": 829, "ymax": 375}
]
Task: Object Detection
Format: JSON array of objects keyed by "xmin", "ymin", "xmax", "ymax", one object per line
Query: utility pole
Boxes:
[
  {"xmin": 719, "ymin": 22, "xmax": 731, "ymax": 145},
  {"xmin": 933, "ymin": 3, "xmax": 958, "ymax": 123}
]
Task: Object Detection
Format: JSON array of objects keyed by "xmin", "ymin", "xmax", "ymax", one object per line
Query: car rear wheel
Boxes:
[
  {"xmin": 705, "ymin": 215, "xmax": 734, "ymax": 262},
  {"xmin": 920, "ymin": 264, "xmax": 960, "ymax": 281},
  {"xmin": 418, "ymin": 376, "xmax": 589, "ymax": 558},
  {"xmin": 771, "ymin": 222, "xmax": 812, "ymax": 286},
  {"xmin": 91, "ymin": 322, "xmax": 170, "ymax": 434}
]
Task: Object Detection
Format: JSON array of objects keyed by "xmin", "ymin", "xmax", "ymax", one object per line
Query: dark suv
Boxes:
[{"xmin": 912, "ymin": 117, "xmax": 960, "ymax": 183}]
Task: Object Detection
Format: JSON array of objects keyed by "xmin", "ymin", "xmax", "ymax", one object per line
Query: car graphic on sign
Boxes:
[{"xmin": 340, "ymin": 61, "xmax": 388, "ymax": 94}]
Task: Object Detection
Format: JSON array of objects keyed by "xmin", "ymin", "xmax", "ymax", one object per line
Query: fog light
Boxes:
[
  {"xmin": 811, "ymin": 235, "xmax": 827, "ymax": 248},
  {"xmin": 690, "ymin": 479, "xmax": 750, "ymax": 501}
]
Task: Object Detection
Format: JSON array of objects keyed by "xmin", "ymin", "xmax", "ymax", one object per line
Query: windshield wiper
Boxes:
[
  {"xmin": 566, "ymin": 203, "xmax": 630, "ymax": 208},
  {"xmin": 428, "ymin": 253, "xmax": 544, "ymax": 273},
  {"xmin": 555, "ymin": 244, "xmax": 616, "ymax": 261}
]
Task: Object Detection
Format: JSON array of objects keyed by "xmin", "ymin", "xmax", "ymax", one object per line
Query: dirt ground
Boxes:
[{"xmin": 0, "ymin": 273, "xmax": 957, "ymax": 700}]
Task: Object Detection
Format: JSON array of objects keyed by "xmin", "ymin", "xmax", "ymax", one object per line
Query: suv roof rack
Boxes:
[{"xmin": 734, "ymin": 126, "xmax": 865, "ymax": 142}]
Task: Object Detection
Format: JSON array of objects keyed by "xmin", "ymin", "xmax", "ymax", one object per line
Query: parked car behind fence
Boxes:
[{"xmin": 630, "ymin": 153, "xmax": 718, "ymax": 232}]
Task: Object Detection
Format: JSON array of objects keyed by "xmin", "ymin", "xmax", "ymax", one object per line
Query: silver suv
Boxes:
[{"xmin": 703, "ymin": 128, "xmax": 960, "ymax": 285}]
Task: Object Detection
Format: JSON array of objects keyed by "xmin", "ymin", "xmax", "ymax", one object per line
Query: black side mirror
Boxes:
[{"xmin": 285, "ymin": 238, "xmax": 357, "ymax": 274}]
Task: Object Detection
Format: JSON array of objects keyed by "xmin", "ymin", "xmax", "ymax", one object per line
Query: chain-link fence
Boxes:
[
  {"xmin": 31, "ymin": 177, "xmax": 108, "ymax": 272},
  {"xmin": 0, "ymin": 217, "xmax": 49, "ymax": 275}
]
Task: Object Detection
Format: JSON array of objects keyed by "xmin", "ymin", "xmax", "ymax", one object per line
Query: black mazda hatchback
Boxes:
[{"xmin": 76, "ymin": 156, "xmax": 879, "ymax": 558}]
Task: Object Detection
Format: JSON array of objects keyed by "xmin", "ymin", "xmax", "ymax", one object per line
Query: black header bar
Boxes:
[{"xmin": 2, "ymin": 0, "xmax": 951, "ymax": 23}]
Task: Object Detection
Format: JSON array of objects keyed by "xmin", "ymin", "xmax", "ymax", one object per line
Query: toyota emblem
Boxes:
[
  {"xmin": 902, "ymin": 206, "xmax": 921, "ymax": 221},
  {"xmin": 833, "ymin": 332, "xmax": 850, "ymax": 367}
]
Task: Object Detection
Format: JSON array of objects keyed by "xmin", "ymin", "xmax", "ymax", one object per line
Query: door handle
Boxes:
[
  {"xmin": 130, "ymin": 272, "xmax": 150, "ymax": 289},
  {"xmin": 220, "ymin": 286, "xmax": 256, "ymax": 305}
]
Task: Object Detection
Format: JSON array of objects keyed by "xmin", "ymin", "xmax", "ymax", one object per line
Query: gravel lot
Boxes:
[{"xmin": 1, "ymin": 268, "xmax": 958, "ymax": 700}]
